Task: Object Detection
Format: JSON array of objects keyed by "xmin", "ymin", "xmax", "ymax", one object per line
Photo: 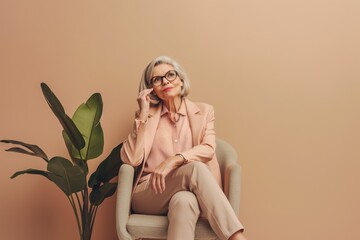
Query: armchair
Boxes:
[{"xmin": 116, "ymin": 138, "xmax": 242, "ymax": 240}]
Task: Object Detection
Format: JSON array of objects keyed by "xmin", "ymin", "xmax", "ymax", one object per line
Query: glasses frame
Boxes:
[{"xmin": 150, "ymin": 70, "xmax": 178, "ymax": 87}]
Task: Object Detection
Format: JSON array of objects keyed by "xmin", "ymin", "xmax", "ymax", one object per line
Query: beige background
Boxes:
[{"xmin": 1, "ymin": 0, "xmax": 359, "ymax": 240}]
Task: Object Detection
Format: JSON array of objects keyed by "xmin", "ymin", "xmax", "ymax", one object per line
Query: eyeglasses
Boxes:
[{"xmin": 150, "ymin": 70, "xmax": 178, "ymax": 87}]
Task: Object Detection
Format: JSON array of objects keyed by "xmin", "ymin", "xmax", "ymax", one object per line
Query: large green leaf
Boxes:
[
  {"xmin": 89, "ymin": 182, "xmax": 117, "ymax": 206},
  {"xmin": 41, "ymin": 82, "xmax": 85, "ymax": 151},
  {"xmin": 11, "ymin": 169, "xmax": 51, "ymax": 179},
  {"xmin": 62, "ymin": 131, "xmax": 89, "ymax": 175},
  {"xmin": 0, "ymin": 140, "xmax": 49, "ymax": 162},
  {"xmin": 88, "ymin": 143, "xmax": 123, "ymax": 188},
  {"xmin": 63, "ymin": 93, "xmax": 104, "ymax": 161},
  {"xmin": 47, "ymin": 157, "xmax": 86, "ymax": 195}
]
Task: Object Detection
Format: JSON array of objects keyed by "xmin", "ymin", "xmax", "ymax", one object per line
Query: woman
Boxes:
[{"xmin": 121, "ymin": 56, "xmax": 247, "ymax": 240}]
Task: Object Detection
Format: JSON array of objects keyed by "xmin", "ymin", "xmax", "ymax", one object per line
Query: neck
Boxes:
[{"xmin": 163, "ymin": 96, "xmax": 182, "ymax": 113}]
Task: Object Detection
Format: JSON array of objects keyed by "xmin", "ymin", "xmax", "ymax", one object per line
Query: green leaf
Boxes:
[
  {"xmin": 62, "ymin": 130, "xmax": 76, "ymax": 162},
  {"xmin": 88, "ymin": 143, "xmax": 123, "ymax": 188},
  {"xmin": 7, "ymin": 147, "xmax": 37, "ymax": 156},
  {"xmin": 63, "ymin": 93, "xmax": 104, "ymax": 161},
  {"xmin": 11, "ymin": 169, "xmax": 51, "ymax": 180},
  {"xmin": 89, "ymin": 182, "xmax": 117, "ymax": 206},
  {"xmin": 10, "ymin": 169, "xmax": 83, "ymax": 197},
  {"xmin": 0, "ymin": 139, "xmax": 49, "ymax": 162},
  {"xmin": 41, "ymin": 82, "xmax": 85, "ymax": 151},
  {"xmin": 62, "ymin": 131, "xmax": 89, "ymax": 175},
  {"xmin": 47, "ymin": 157, "xmax": 86, "ymax": 195}
]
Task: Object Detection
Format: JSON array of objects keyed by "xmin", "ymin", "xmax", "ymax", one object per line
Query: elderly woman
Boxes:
[{"xmin": 121, "ymin": 56, "xmax": 247, "ymax": 240}]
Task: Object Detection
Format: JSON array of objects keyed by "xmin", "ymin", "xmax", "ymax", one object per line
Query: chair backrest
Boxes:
[
  {"xmin": 215, "ymin": 138, "xmax": 239, "ymax": 182},
  {"xmin": 215, "ymin": 138, "xmax": 241, "ymax": 217}
]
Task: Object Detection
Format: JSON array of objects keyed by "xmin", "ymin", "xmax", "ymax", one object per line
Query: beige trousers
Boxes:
[{"xmin": 131, "ymin": 161, "xmax": 244, "ymax": 240}]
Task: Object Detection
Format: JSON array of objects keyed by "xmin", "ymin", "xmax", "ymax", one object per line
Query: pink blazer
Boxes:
[{"xmin": 121, "ymin": 98, "xmax": 222, "ymax": 188}]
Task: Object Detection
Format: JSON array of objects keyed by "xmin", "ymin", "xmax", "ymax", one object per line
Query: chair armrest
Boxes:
[
  {"xmin": 223, "ymin": 162, "xmax": 241, "ymax": 218},
  {"xmin": 116, "ymin": 164, "xmax": 135, "ymax": 240}
]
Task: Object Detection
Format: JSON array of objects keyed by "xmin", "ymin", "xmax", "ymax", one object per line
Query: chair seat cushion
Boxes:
[{"xmin": 127, "ymin": 214, "xmax": 218, "ymax": 239}]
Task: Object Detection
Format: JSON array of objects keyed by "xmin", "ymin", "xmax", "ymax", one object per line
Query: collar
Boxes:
[
  {"xmin": 148, "ymin": 98, "xmax": 200, "ymax": 118},
  {"xmin": 160, "ymin": 99, "xmax": 187, "ymax": 117}
]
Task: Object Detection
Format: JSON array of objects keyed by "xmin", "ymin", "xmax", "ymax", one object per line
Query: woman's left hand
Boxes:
[{"xmin": 150, "ymin": 155, "xmax": 183, "ymax": 194}]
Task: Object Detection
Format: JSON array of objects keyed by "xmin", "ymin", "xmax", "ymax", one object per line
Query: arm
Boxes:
[
  {"xmin": 120, "ymin": 118, "xmax": 147, "ymax": 167},
  {"xmin": 120, "ymin": 89, "xmax": 153, "ymax": 167}
]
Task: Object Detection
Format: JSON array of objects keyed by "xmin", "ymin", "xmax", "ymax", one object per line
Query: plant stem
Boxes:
[
  {"xmin": 90, "ymin": 206, "xmax": 98, "ymax": 239},
  {"xmin": 82, "ymin": 186, "xmax": 90, "ymax": 240},
  {"xmin": 89, "ymin": 204, "xmax": 93, "ymax": 221},
  {"xmin": 75, "ymin": 192, "xmax": 83, "ymax": 212},
  {"xmin": 78, "ymin": 149, "xmax": 91, "ymax": 240},
  {"xmin": 68, "ymin": 195, "xmax": 82, "ymax": 239}
]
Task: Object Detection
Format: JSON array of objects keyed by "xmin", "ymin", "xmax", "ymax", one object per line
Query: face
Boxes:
[{"xmin": 151, "ymin": 64, "xmax": 183, "ymax": 101}]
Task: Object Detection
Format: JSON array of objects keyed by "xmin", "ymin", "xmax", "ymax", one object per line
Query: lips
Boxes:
[{"xmin": 163, "ymin": 87, "xmax": 173, "ymax": 92}]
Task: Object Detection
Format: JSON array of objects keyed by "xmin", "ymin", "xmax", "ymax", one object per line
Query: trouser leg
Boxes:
[
  {"xmin": 184, "ymin": 162, "xmax": 243, "ymax": 240},
  {"xmin": 131, "ymin": 161, "xmax": 244, "ymax": 240},
  {"xmin": 167, "ymin": 191, "xmax": 200, "ymax": 240}
]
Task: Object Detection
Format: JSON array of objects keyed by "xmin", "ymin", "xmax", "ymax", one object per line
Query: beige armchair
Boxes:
[{"xmin": 116, "ymin": 138, "xmax": 242, "ymax": 240}]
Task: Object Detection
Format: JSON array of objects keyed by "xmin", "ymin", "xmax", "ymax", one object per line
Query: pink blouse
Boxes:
[{"xmin": 141, "ymin": 102, "xmax": 192, "ymax": 179}]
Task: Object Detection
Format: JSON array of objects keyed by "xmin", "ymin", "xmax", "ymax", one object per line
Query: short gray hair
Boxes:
[{"xmin": 139, "ymin": 56, "xmax": 190, "ymax": 106}]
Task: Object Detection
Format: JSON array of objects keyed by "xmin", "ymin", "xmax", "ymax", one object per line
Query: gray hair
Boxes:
[{"xmin": 139, "ymin": 56, "xmax": 190, "ymax": 106}]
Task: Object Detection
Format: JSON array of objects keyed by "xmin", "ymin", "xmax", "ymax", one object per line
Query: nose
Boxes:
[{"xmin": 161, "ymin": 77, "xmax": 170, "ymax": 85}]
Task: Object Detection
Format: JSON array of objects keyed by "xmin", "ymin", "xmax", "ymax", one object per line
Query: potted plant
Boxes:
[{"xmin": 1, "ymin": 83, "xmax": 122, "ymax": 240}]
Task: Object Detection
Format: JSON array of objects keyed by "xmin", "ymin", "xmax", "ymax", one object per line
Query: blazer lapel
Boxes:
[{"xmin": 185, "ymin": 99, "xmax": 203, "ymax": 146}]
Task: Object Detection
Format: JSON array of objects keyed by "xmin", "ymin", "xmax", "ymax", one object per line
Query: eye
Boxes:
[
  {"xmin": 153, "ymin": 77, "xmax": 162, "ymax": 84},
  {"xmin": 166, "ymin": 71, "xmax": 177, "ymax": 79}
]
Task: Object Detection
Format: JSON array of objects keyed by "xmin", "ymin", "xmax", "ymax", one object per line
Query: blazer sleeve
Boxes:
[
  {"xmin": 120, "ymin": 112, "xmax": 148, "ymax": 167},
  {"xmin": 180, "ymin": 105, "xmax": 216, "ymax": 163}
]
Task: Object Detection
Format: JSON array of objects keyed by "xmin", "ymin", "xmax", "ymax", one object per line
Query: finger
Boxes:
[
  {"xmin": 160, "ymin": 175, "xmax": 166, "ymax": 193},
  {"xmin": 139, "ymin": 89, "xmax": 153, "ymax": 101},
  {"xmin": 144, "ymin": 88, "xmax": 154, "ymax": 93},
  {"xmin": 156, "ymin": 174, "xmax": 163, "ymax": 194},
  {"xmin": 152, "ymin": 174, "xmax": 159, "ymax": 194},
  {"xmin": 150, "ymin": 174, "xmax": 157, "ymax": 193},
  {"xmin": 144, "ymin": 90, "xmax": 154, "ymax": 100},
  {"xmin": 138, "ymin": 91, "xmax": 147, "ymax": 99},
  {"xmin": 140, "ymin": 88, "xmax": 153, "ymax": 96}
]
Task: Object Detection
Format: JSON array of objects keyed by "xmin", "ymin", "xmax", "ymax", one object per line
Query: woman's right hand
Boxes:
[{"xmin": 137, "ymin": 88, "xmax": 153, "ymax": 120}]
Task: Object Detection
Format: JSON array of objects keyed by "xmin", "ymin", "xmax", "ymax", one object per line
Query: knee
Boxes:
[
  {"xmin": 168, "ymin": 191, "xmax": 200, "ymax": 217},
  {"xmin": 188, "ymin": 161, "xmax": 210, "ymax": 174},
  {"xmin": 186, "ymin": 161, "xmax": 213, "ymax": 182}
]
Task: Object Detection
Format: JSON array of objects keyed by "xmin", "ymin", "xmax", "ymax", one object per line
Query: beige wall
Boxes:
[{"xmin": 1, "ymin": 0, "xmax": 359, "ymax": 239}]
